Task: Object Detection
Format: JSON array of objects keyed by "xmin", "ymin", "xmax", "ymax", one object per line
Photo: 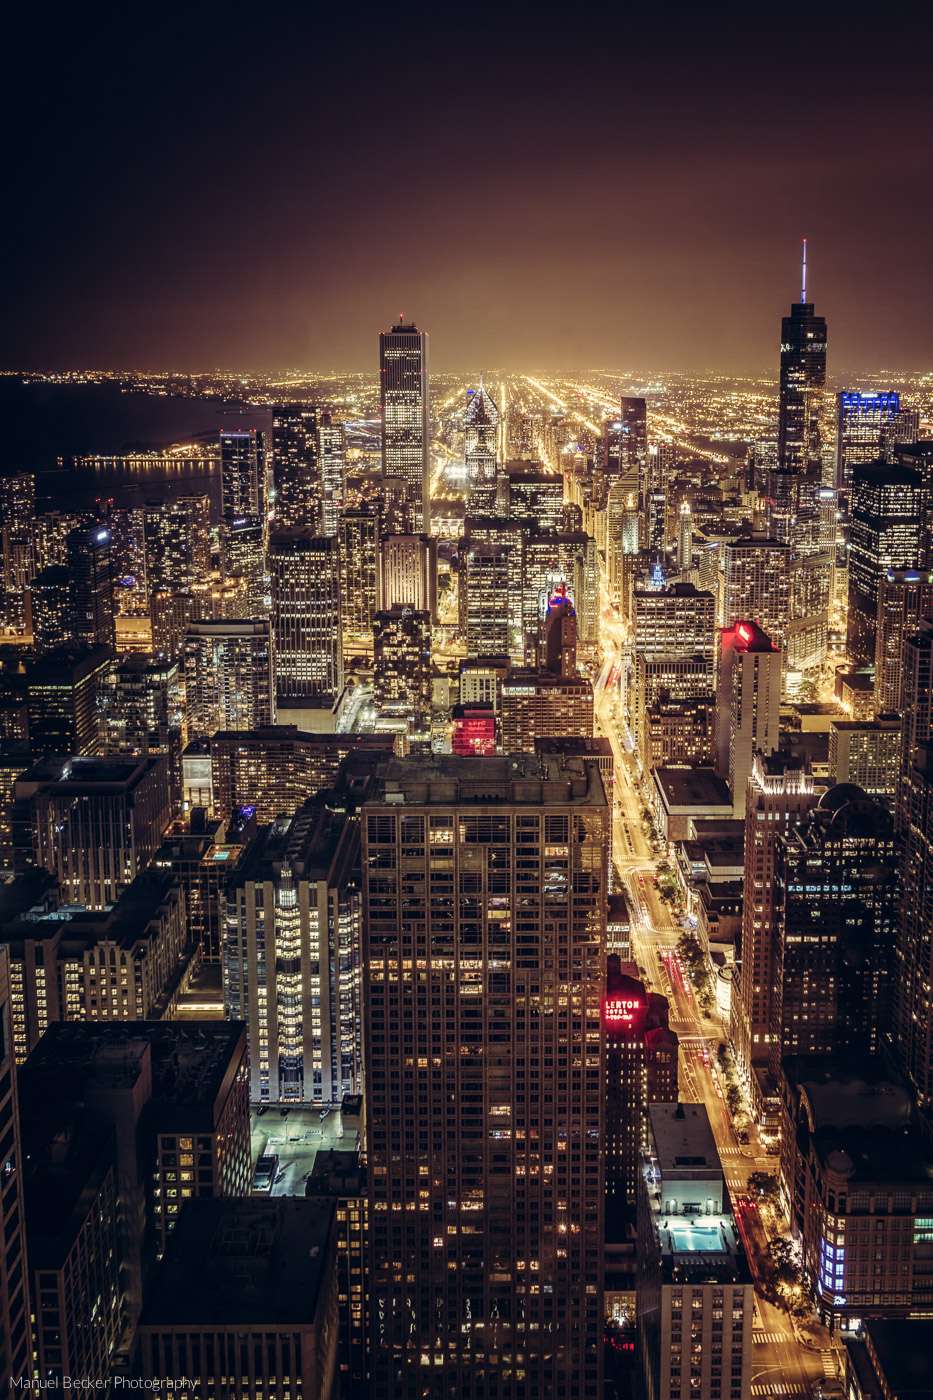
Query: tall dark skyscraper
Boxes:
[
  {"xmin": 379, "ymin": 321, "xmax": 429, "ymax": 534},
  {"xmin": 777, "ymin": 241, "xmax": 827, "ymax": 473},
  {"xmin": 272, "ymin": 404, "xmax": 319, "ymax": 529},
  {"xmin": 0, "ymin": 473, "xmax": 35, "ymax": 635},
  {"xmin": 362, "ymin": 753, "xmax": 607, "ymax": 1398},
  {"xmin": 220, "ymin": 427, "xmax": 266, "ymax": 524},
  {"xmin": 846, "ymin": 460, "xmax": 925, "ymax": 666},
  {"xmin": 835, "ymin": 390, "xmax": 900, "ymax": 491},
  {"xmin": 894, "ymin": 620, "xmax": 933, "ymax": 1108},
  {"xmin": 67, "ymin": 522, "xmax": 116, "ymax": 652}
]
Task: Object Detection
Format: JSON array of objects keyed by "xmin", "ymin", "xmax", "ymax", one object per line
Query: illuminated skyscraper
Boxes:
[
  {"xmin": 338, "ymin": 506, "xmax": 379, "ymax": 660},
  {"xmin": 604, "ymin": 398, "xmax": 647, "ymax": 505},
  {"xmin": 224, "ymin": 797, "xmax": 363, "ymax": 1106},
  {"xmin": 106, "ymin": 505, "xmax": 147, "ymax": 616},
  {"xmin": 847, "ymin": 461, "xmax": 926, "ymax": 666},
  {"xmin": 874, "ymin": 566, "xmax": 933, "ymax": 713},
  {"xmin": 894, "ymin": 620, "xmax": 933, "ymax": 1107},
  {"xmin": 184, "ymin": 620, "xmax": 275, "ymax": 737},
  {"xmin": 372, "ymin": 606, "xmax": 432, "ymax": 745},
  {"xmin": 272, "ymin": 404, "xmax": 318, "ymax": 529},
  {"xmin": 604, "ymin": 957, "xmax": 678, "ymax": 1220},
  {"xmin": 543, "ymin": 583, "xmax": 577, "ymax": 676},
  {"xmin": 362, "ymin": 753, "xmax": 607, "ymax": 1398},
  {"xmin": 143, "ymin": 495, "xmax": 211, "ymax": 597},
  {"xmin": 722, "ymin": 535, "xmax": 790, "ymax": 644},
  {"xmin": 776, "ymin": 785, "xmax": 897, "ymax": 1059},
  {"xmin": 0, "ymin": 473, "xmax": 35, "ymax": 635},
  {"xmin": 676, "ymin": 498, "xmax": 693, "ymax": 570},
  {"xmin": 221, "ymin": 517, "xmax": 267, "ymax": 617},
  {"xmin": 463, "ymin": 381, "xmax": 500, "ymax": 514},
  {"xmin": 460, "ymin": 538, "xmax": 512, "ymax": 657},
  {"xmin": 269, "ymin": 531, "xmax": 342, "ymax": 705},
  {"xmin": 715, "ymin": 620, "xmax": 782, "ymax": 816},
  {"xmin": 379, "ymin": 533, "xmax": 436, "ymax": 615},
  {"xmin": 0, "ymin": 948, "xmax": 30, "ymax": 1387},
  {"xmin": 379, "ymin": 321, "xmax": 429, "ymax": 533},
  {"xmin": 730, "ymin": 752, "xmax": 818, "ymax": 1110},
  {"xmin": 835, "ymin": 390, "xmax": 900, "ymax": 491},
  {"xmin": 29, "ymin": 565, "xmax": 73, "ymax": 654},
  {"xmin": 317, "ymin": 412, "xmax": 347, "ymax": 536},
  {"xmin": 67, "ymin": 522, "xmax": 116, "ymax": 652},
  {"xmin": 777, "ymin": 242, "xmax": 827, "ymax": 473},
  {"xmin": 220, "ymin": 428, "xmax": 265, "ymax": 524}
]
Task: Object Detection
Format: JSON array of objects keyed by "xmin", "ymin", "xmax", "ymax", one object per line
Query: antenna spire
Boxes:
[{"xmin": 801, "ymin": 237, "xmax": 808, "ymax": 303}]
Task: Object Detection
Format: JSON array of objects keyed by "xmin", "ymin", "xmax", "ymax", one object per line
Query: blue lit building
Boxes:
[{"xmin": 835, "ymin": 391, "xmax": 900, "ymax": 492}]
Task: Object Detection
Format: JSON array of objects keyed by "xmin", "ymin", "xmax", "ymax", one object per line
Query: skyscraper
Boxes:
[
  {"xmin": 0, "ymin": 473, "xmax": 35, "ymax": 636},
  {"xmin": 221, "ymin": 516, "xmax": 267, "ymax": 616},
  {"xmin": 184, "ymin": 619, "xmax": 275, "ymax": 736},
  {"xmin": 362, "ymin": 753, "xmax": 607, "ymax": 1397},
  {"xmin": 730, "ymin": 752, "xmax": 819, "ymax": 1111},
  {"xmin": 464, "ymin": 382, "xmax": 500, "ymax": 514},
  {"xmin": 269, "ymin": 531, "xmax": 343, "ymax": 705},
  {"xmin": 379, "ymin": 533, "xmax": 436, "ymax": 615},
  {"xmin": 317, "ymin": 411, "xmax": 347, "ymax": 536},
  {"xmin": 777, "ymin": 242, "xmax": 827, "ymax": 473},
  {"xmin": 676, "ymin": 498, "xmax": 693, "ymax": 570},
  {"xmin": 338, "ymin": 506, "xmax": 379, "ymax": 661},
  {"xmin": 846, "ymin": 461, "xmax": 926, "ymax": 666},
  {"xmin": 637, "ymin": 1103, "xmax": 753, "ymax": 1400},
  {"xmin": 776, "ymin": 785, "xmax": 897, "ymax": 1060},
  {"xmin": 220, "ymin": 427, "xmax": 265, "ymax": 524},
  {"xmin": 715, "ymin": 620, "xmax": 782, "ymax": 816},
  {"xmin": 67, "ymin": 522, "xmax": 116, "ymax": 652},
  {"xmin": 0, "ymin": 948, "xmax": 30, "ymax": 1387},
  {"xmin": 875, "ymin": 568, "xmax": 933, "ymax": 713},
  {"xmin": 272, "ymin": 404, "xmax": 319, "ymax": 529},
  {"xmin": 835, "ymin": 390, "xmax": 901, "ymax": 491},
  {"xmin": 722, "ymin": 535, "xmax": 791, "ymax": 644},
  {"xmin": 372, "ymin": 606, "xmax": 432, "ymax": 745},
  {"xmin": 379, "ymin": 321, "xmax": 429, "ymax": 534},
  {"xmin": 604, "ymin": 957, "xmax": 678, "ymax": 1220},
  {"xmin": 894, "ymin": 620, "xmax": 933, "ymax": 1107},
  {"xmin": 29, "ymin": 564, "xmax": 73, "ymax": 654},
  {"xmin": 224, "ymin": 797, "xmax": 363, "ymax": 1106}
]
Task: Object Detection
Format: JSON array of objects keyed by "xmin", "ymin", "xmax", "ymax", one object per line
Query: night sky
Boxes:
[{"xmin": 4, "ymin": 2, "xmax": 932, "ymax": 374}]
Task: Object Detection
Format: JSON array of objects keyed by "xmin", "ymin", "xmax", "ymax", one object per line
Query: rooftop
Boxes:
[
  {"xmin": 649, "ymin": 1102, "xmax": 721, "ymax": 1176},
  {"xmin": 654, "ymin": 766, "xmax": 732, "ymax": 812},
  {"xmin": 366, "ymin": 753, "xmax": 607, "ymax": 809},
  {"xmin": 139, "ymin": 1198, "xmax": 336, "ymax": 1329},
  {"xmin": 21, "ymin": 1021, "xmax": 247, "ymax": 1128},
  {"xmin": 863, "ymin": 1319, "xmax": 933, "ymax": 1399}
]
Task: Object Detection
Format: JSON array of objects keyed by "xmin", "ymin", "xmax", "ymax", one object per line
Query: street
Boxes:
[{"xmin": 593, "ymin": 658, "xmax": 836, "ymax": 1398}]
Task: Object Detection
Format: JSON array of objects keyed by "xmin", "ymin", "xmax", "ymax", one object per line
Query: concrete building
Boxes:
[
  {"xmin": 780, "ymin": 1056, "xmax": 933, "ymax": 1330},
  {"xmin": 209, "ymin": 726, "xmax": 395, "ymax": 822},
  {"xmin": 362, "ymin": 753, "xmax": 608, "ymax": 1398},
  {"xmin": 828, "ymin": 716, "xmax": 901, "ymax": 811},
  {"xmin": 19, "ymin": 1020, "xmax": 251, "ymax": 1356},
  {"xmin": 136, "ymin": 1198, "xmax": 338, "ymax": 1399},
  {"xmin": 1, "ymin": 866, "xmax": 191, "ymax": 1062},
  {"xmin": 637, "ymin": 1102, "xmax": 753, "ymax": 1400},
  {"xmin": 184, "ymin": 619, "xmax": 274, "ymax": 737},
  {"xmin": 499, "ymin": 669, "xmax": 593, "ymax": 753},
  {"xmin": 16, "ymin": 754, "xmax": 169, "ymax": 908},
  {"xmin": 25, "ymin": 645, "xmax": 112, "ymax": 758},
  {"xmin": 715, "ymin": 620, "xmax": 782, "ymax": 816},
  {"xmin": 650, "ymin": 767, "xmax": 732, "ymax": 844},
  {"xmin": 223, "ymin": 799, "xmax": 363, "ymax": 1107},
  {"xmin": 269, "ymin": 531, "xmax": 343, "ymax": 705},
  {"xmin": 722, "ymin": 536, "xmax": 790, "ymax": 645}
]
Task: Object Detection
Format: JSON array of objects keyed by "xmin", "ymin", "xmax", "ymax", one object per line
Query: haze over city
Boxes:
[{"xmin": 4, "ymin": 3, "xmax": 933, "ymax": 374}]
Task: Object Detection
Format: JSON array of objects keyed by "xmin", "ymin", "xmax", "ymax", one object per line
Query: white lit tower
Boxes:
[{"xmin": 379, "ymin": 321, "xmax": 430, "ymax": 534}]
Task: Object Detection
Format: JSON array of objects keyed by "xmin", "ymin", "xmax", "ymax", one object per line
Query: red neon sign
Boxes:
[{"xmin": 603, "ymin": 996, "xmax": 643, "ymax": 1025}]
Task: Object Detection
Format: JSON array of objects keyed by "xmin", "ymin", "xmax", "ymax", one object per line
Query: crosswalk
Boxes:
[
  {"xmin": 719, "ymin": 1146, "xmax": 745, "ymax": 1158},
  {"xmin": 752, "ymin": 1330, "xmax": 787, "ymax": 1345},
  {"xmin": 750, "ymin": 1384, "xmax": 807, "ymax": 1397},
  {"xmin": 821, "ymin": 1347, "xmax": 840, "ymax": 1377},
  {"xmin": 726, "ymin": 1176, "xmax": 745, "ymax": 1190}
]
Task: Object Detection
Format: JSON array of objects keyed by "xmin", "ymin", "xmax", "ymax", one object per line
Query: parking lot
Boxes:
[{"xmin": 249, "ymin": 1104, "xmax": 360, "ymax": 1196}]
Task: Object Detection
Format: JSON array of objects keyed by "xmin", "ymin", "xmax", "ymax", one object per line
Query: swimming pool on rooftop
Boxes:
[{"xmin": 667, "ymin": 1220, "xmax": 727, "ymax": 1253}]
